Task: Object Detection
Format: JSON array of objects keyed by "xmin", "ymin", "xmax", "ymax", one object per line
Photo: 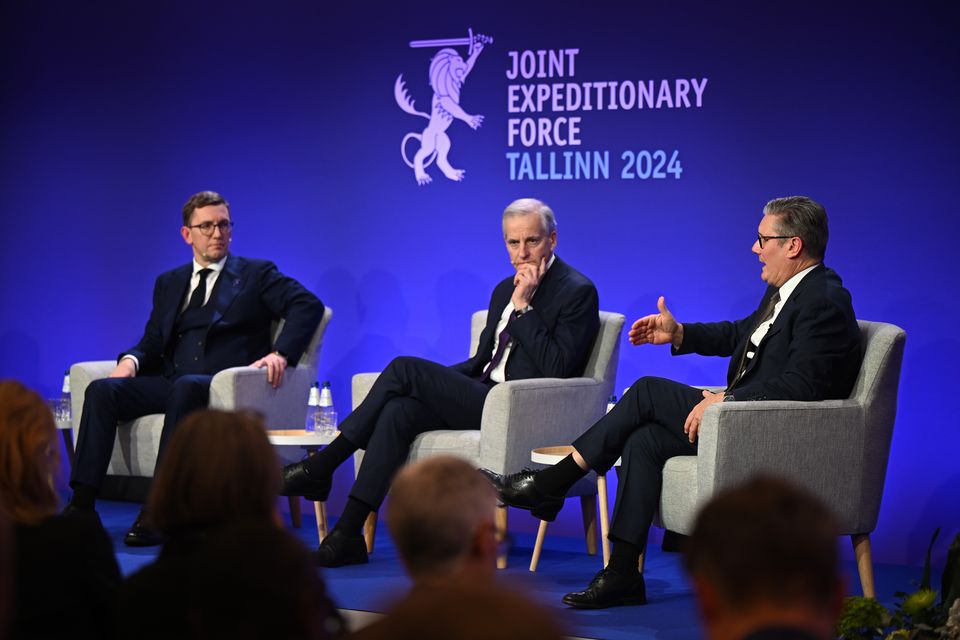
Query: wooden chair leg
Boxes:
[
  {"xmin": 580, "ymin": 495, "xmax": 598, "ymax": 555},
  {"xmin": 314, "ymin": 501, "xmax": 328, "ymax": 543},
  {"xmin": 852, "ymin": 534, "xmax": 876, "ymax": 598},
  {"xmin": 363, "ymin": 512, "xmax": 378, "ymax": 554},
  {"xmin": 598, "ymin": 473, "xmax": 611, "ymax": 567},
  {"xmin": 529, "ymin": 519, "xmax": 549, "ymax": 571},
  {"xmin": 495, "ymin": 505, "xmax": 509, "ymax": 569},
  {"xmin": 288, "ymin": 496, "xmax": 302, "ymax": 528}
]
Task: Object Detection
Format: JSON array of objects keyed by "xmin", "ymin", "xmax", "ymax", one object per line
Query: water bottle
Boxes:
[
  {"xmin": 318, "ymin": 381, "xmax": 338, "ymax": 436},
  {"xmin": 606, "ymin": 394, "xmax": 617, "ymax": 414},
  {"xmin": 305, "ymin": 382, "xmax": 321, "ymax": 432},
  {"xmin": 59, "ymin": 370, "xmax": 72, "ymax": 427}
]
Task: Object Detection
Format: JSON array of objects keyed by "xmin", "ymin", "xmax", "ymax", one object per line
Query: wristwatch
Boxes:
[{"xmin": 515, "ymin": 305, "xmax": 532, "ymax": 316}]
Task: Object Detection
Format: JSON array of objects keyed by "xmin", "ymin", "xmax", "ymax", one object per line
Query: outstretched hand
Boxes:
[{"xmin": 628, "ymin": 296, "xmax": 682, "ymax": 346}]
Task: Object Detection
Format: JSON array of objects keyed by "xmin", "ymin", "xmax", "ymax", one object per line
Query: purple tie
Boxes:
[{"xmin": 480, "ymin": 311, "xmax": 519, "ymax": 382}]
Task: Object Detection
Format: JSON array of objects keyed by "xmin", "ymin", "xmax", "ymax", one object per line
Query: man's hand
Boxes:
[
  {"xmin": 628, "ymin": 296, "xmax": 683, "ymax": 347},
  {"xmin": 250, "ymin": 352, "xmax": 287, "ymax": 388},
  {"xmin": 109, "ymin": 358, "xmax": 137, "ymax": 378},
  {"xmin": 683, "ymin": 390, "xmax": 725, "ymax": 443},
  {"xmin": 512, "ymin": 257, "xmax": 547, "ymax": 309}
]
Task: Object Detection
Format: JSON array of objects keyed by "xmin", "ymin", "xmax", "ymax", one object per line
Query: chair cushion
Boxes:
[
  {"xmin": 658, "ymin": 455, "xmax": 699, "ymax": 534},
  {"xmin": 408, "ymin": 430, "xmax": 482, "ymax": 464}
]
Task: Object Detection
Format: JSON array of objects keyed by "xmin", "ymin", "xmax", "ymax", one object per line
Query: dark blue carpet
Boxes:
[{"xmin": 100, "ymin": 500, "xmax": 922, "ymax": 640}]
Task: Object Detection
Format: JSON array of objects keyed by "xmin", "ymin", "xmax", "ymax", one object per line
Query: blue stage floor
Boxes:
[{"xmin": 99, "ymin": 499, "xmax": 921, "ymax": 640}]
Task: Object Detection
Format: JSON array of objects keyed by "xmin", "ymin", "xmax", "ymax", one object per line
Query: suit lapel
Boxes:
[
  {"xmin": 210, "ymin": 255, "xmax": 244, "ymax": 327},
  {"xmin": 160, "ymin": 264, "xmax": 193, "ymax": 344}
]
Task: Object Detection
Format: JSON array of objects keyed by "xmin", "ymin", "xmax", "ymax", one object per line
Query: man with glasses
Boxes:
[
  {"xmin": 281, "ymin": 198, "xmax": 599, "ymax": 567},
  {"xmin": 489, "ymin": 196, "xmax": 862, "ymax": 609},
  {"xmin": 66, "ymin": 191, "xmax": 323, "ymax": 546}
]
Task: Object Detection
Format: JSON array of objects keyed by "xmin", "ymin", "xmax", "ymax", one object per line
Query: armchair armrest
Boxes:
[
  {"xmin": 478, "ymin": 377, "xmax": 607, "ymax": 474},
  {"xmin": 351, "ymin": 373, "xmax": 380, "ymax": 410},
  {"xmin": 209, "ymin": 366, "xmax": 313, "ymax": 429},
  {"xmin": 69, "ymin": 361, "xmax": 118, "ymax": 430},
  {"xmin": 697, "ymin": 399, "xmax": 867, "ymax": 526}
]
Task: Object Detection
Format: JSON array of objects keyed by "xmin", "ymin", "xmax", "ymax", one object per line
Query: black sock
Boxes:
[
  {"xmin": 608, "ymin": 538, "xmax": 642, "ymax": 576},
  {"xmin": 302, "ymin": 434, "xmax": 358, "ymax": 477},
  {"xmin": 534, "ymin": 454, "xmax": 587, "ymax": 497},
  {"xmin": 334, "ymin": 497, "xmax": 371, "ymax": 537},
  {"xmin": 69, "ymin": 483, "xmax": 97, "ymax": 511}
]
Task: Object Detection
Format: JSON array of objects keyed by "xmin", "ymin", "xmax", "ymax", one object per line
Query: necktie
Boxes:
[
  {"xmin": 729, "ymin": 290, "xmax": 780, "ymax": 389},
  {"xmin": 185, "ymin": 268, "xmax": 212, "ymax": 311},
  {"xmin": 480, "ymin": 311, "xmax": 519, "ymax": 382}
]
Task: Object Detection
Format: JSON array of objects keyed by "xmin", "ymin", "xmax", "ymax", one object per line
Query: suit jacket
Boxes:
[
  {"xmin": 677, "ymin": 265, "xmax": 861, "ymax": 401},
  {"xmin": 123, "ymin": 254, "xmax": 324, "ymax": 377},
  {"xmin": 450, "ymin": 256, "xmax": 600, "ymax": 381}
]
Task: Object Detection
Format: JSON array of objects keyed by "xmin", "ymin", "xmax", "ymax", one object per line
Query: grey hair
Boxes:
[
  {"xmin": 502, "ymin": 198, "xmax": 557, "ymax": 237},
  {"xmin": 763, "ymin": 196, "xmax": 829, "ymax": 261},
  {"xmin": 386, "ymin": 456, "xmax": 497, "ymax": 580}
]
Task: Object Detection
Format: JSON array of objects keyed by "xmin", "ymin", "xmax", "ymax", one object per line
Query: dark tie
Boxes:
[
  {"xmin": 480, "ymin": 310, "xmax": 519, "ymax": 382},
  {"xmin": 185, "ymin": 268, "xmax": 212, "ymax": 311},
  {"xmin": 729, "ymin": 290, "xmax": 780, "ymax": 389}
]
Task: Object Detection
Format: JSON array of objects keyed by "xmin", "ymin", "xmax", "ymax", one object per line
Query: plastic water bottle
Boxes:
[
  {"xmin": 318, "ymin": 381, "xmax": 338, "ymax": 435},
  {"xmin": 606, "ymin": 394, "xmax": 617, "ymax": 414},
  {"xmin": 59, "ymin": 370, "xmax": 72, "ymax": 427},
  {"xmin": 305, "ymin": 382, "xmax": 321, "ymax": 432}
]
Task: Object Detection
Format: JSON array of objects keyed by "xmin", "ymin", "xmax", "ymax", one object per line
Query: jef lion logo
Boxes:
[{"xmin": 395, "ymin": 28, "xmax": 492, "ymax": 185}]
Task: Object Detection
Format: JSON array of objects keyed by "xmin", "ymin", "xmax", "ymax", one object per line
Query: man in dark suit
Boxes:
[
  {"xmin": 493, "ymin": 196, "xmax": 862, "ymax": 608},
  {"xmin": 66, "ymin": 191, "xmax": 324, "ymax": 546},
  {"xmin": 281, "ymin": 198, "xmax": 600, "ymax": 567}
]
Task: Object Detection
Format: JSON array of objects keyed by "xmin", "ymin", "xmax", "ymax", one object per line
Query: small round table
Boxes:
[
  {"xmin": 268, "ymin": 429, "xmax": 338, "ymax": 544},
  {"xmin": 529, "ymin": 445, "xmax": 621, "ymax": 571}
]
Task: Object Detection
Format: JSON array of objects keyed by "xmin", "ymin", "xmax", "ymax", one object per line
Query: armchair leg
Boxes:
[
  {"xmin": 598, "ymin": 472, "xmax": 611, "ymax": 567},
  {"xmin": 852, "ymin": 534, "xmax": 876, "ymax": 598},
  {"xmin": 288, "ymin": 497, "xmax": 302, "ymax": 528},
  {"xmin": 580, "ymin": 495, "xmax": 598, "ymax": 556},
  {"xmin": 314, "ymin": 501, "xmax": 328, "ymax": 543},
  {"xmin": 495, "ymin": 506, "xmax": 509, "ymax": 569},
  {"xmin": 530, "ymin": 519, "xmax": 549, "ymax": 572},
  {"xmin": 363, "ymin": 512, "xmax": 377, "ymax": 554}
]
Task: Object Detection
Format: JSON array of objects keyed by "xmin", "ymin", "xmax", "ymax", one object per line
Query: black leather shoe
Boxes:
[
  {"xmin": 562, "ymin": 569, "xmax": 647, "ymax": 609},
  {"xmin": 496, "ymin": 468, "xmax": 564, "ymax": 521},
  {"xmin": 313, "ymin": 529, "xmax": 368, "ymax": 568},
  {"xmin": 61, "ymin": 503, "xmax": 104, "ymax": 528},
  {"xmin": 281, "ymin": 461, "xmax": 332, "ymax": 502},
  {"xmin": 124, "ymin": 509, "xmax": 163, "ymax": 547}
]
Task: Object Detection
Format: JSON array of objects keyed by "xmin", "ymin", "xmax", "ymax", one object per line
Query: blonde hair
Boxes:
[
  {"xmin": 147, "ymin": 410, "xmax": 280, "ymax": 534},
  {"xmin": 0, "ymin": 380, "xmax": 59, "ymax": 524}
]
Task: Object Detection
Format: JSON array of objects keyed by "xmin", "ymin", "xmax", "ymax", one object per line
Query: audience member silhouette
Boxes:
[
  {"xmin": 0, "ymin": 380, "xmax": 121, "ymax": 638},
  {"xmin": 350, "ymin": 456, "xmax": 567, "ymax": 639},
  {"xmin": 685, "ymin": 475, "xmax": 845, "ymax": 640},
  {"xmin": 115, "ymin": 409, "xmax": 344, "ymax": 639}
]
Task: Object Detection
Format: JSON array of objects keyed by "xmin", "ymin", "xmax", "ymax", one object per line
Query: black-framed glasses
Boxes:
[
  {"xmin": 757, "ymin": 233, "xmax": 793, "ymax": 248},
  {"xmin": 187, "ymin": 221, "xmax": 234, "ymax": 236}
]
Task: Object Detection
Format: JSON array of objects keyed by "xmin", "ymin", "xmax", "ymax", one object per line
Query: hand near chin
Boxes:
[{"xmin": 512, "ymin": 257, "xmax": 546, "ymax": 309}]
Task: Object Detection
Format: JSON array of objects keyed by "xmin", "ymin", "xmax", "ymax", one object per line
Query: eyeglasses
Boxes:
[
  {"xmin": 186, "ymin": 221, "xmax": 234, "ymax": 236},
  {"xmin": 757, "ymin": 233, "xmax": 793, "ymax": 248}
]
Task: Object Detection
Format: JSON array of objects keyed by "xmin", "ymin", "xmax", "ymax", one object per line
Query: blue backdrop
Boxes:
[{"xmin": 1, "ymin": 0, "xmax": 957, "ymax": 566}]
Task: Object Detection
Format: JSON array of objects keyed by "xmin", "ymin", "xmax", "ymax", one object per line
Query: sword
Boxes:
[{"xmin": 409, "ymin": 28, "xmax": 493, "ymax": 56}]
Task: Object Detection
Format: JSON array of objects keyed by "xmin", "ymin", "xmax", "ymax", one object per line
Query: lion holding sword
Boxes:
[{"xmin": 395, "ymin": 29, "xmax": 491, "ymax": 185}]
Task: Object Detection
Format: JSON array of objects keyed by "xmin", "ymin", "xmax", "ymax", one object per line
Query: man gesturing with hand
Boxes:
[{"xmin": 492, "ymin": 196, "xmax": 862, "ymax": 610}]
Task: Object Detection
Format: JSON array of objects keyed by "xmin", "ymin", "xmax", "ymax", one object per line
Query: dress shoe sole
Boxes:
[
  {"xmin": 123, "ymin": 532, "xmax": 163, "ymax": 547},
  {"xmin": 501, "ymin": 498, "xmax": 562, "ymax": 522},
  {"xmin": 561, "ymin": 592, "xmax": 647, "ymax": 609}
]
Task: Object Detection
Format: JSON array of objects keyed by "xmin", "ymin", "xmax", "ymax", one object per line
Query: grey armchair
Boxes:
[
  {"xmin": 656, "ymin": 320, "xmax": 906, "ymax": 597},
  {"xmin": 352, "ymin": 310, "xmax": 626, "ymax": 562},
  {"xmin": 69, "ymin": 306, "xmax": 333, "ymax": 478}
]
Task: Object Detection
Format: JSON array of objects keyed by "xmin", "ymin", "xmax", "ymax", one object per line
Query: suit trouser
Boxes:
[
  {"xmin": 70, "ymin": 374, "xmax": 212, "ymax": 491},
  {"xmin": 572, "ymin": 376, "xmax": 701, "ymax": 548},
  {"xmin": 339, "ymin": 356, "xmax": 492, "ymax": 508}
]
